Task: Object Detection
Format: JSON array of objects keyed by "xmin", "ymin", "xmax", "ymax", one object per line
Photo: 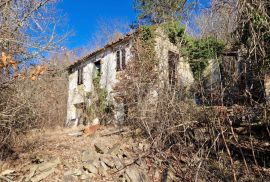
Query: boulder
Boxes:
[
  {"xmin": 38, "ymin": 158, "xmax": 61, "ymax": 172},
  {"xmin": 83, "ymin": 164, "xmax": 98, "ymax": 174},
  {"xmin": 94, "ymin": 144, "xmax": 105, "ymax": 154},
  {"xmin": 31, "ymin": 168, "xmax": 55, "ymax": 182},
  {"xmin": 92, "ymin": 118, "xmax": 100, "ymax": 125},
  {"xmin": 125, "ymin": 166, "xmax": 148, "ymax": 182},
  {"xmin": 107, "ymin": 143, "xmax": 121, "ymax": 156},
  {"xmin": 82, "ymin": 150, "xmax": 100, "ymax": 163},
  {"xmin": 113, "ymin": 157, "xmax": 125, "ymax": 170},
  {"xmin": 62, "ymin": 174, "xmax": 78, "ymax": 182},
  {"xmin": 100, "ymin": 155, "xmax": 115, "ymax": 168}
]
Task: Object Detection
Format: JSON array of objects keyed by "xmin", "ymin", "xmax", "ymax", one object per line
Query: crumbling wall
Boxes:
[
  {"xmin": 203, "ymin": 59, "xmax": 221, "ymax": 87},
  {"xmin": 154, "ymin": 28, "xmax": 194, "ymax": 88},
  {"xmin": 66, "ymin": 62, "xmax": 94, "ymax": 125}
]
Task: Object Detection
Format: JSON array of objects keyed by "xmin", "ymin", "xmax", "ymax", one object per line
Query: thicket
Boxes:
[
  {"xmin": 85, "ymin": 73, "xmax": 114, "ymax": 124},
  {"xmin": 0, "ymin": 0, "xmax": 68, "ymax": 160},
  {"xmin": 162, "ymin": 21, "xmax": 225, "ymax": 80},
  {"xmin": 114, "ymin": 10, "xmax": 270, "ymax": 181},
  {"xmin": 0, "ymin": 58, "xmax": 69, "ymax": 159}
]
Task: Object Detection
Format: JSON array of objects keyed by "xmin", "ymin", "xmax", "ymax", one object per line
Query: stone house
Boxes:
[{"xmin": 66, "ymin": 28, "xmax": 194, "ymax": 126}]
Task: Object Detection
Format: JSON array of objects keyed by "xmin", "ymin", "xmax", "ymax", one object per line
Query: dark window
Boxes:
[
  {"xmin": 77, "ymin": 68, "xmax": 83, "ymax": 85},
  {"xmin": 94, "ymin": 60, "xmax": 101, "ymax": 76},
  {"xmin": 121, "ymin": 49, "xmax": 126, "ymax": 69},
  {"xmin": 116, "ymin": 50, "xmax": 121, "ymax": 71},
  {"xmin": 116, "ymin": 48, "xmax": 127, "ymax": 71},
  {"xmin": 168, "ymin": 51, "xmax": 179, "ymax": 86}
]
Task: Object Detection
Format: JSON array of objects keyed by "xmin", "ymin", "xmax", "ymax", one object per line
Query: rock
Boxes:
[
  {"xmin": 63, "ymin": 169, "xmax": 85, "ymax": 182},
  {"xmin": 71, "ymin": 169, "xmax": 82, "ymax": 176},
  {"xmin": 92, "ymin": 118, "xmax": 100, "ymax": 125},
  {"xmin": 0, "ymin": 162, "xmax": 9, "ymax": 172},
  {"xmin": 138, "ymin": 143, "xmax": 143, "ymax": 151},
  {"xmin": 100, "ymin": 155, "xmax": 115, "ymax": 168},
  {"xmin": 98, "ymin": 167, "xmax": 108, "ymax": 177},
  {"xmin": 113, "ymin": 157, "xmax": 125, "ymax": 170},
  {"xmin": 68, "ymin": 131, "xmax": 84, "ymax": 137},
  {"xmin": 80, "ymin": 173, "xmax": 90, "ymax": 180},
  {"xmin": 82, "ymin": 150, "xmax": 99, "ymax": 162},
  {"xmin": 92, "ymin": 160, "xmax": 100, "ymax": 168},
  {"xmin": 0, "ymin": 169, "xmax": 15, "ymax": 176},
  {"xmin": 31, "ymin": 168, "xmax": 55, "ymax": 182},
  {"xmin": 94, "ymin": 144, "xmax": 104, "ymax": 154},
  {"xmin": 25, "ymin": 165, "xmax": 38, "ymax": 181},
  {"xmin": 107, "ymin": 143, "xmax": 121, "ymax": 155},
  {"xmin": 100, "ymin": 161, "xmax": 109, "ymax": 171},
  {"xmin": 125, "ymin": 166, "xmax": 148, "ymax": 182},
  {"xmin": 63, "ymin": 170, "xmax": 74, "ymax": 176},
  {"xmin": 62, "ymin": 174, "xmax": 78, "ymax": 182},
  {"xmin": 83, "ymin": 164, "xmax": 98, "ymax": 174},
  {"xmin": 38, "ymin": 158, "xmax": 61, "ymax": 172}
]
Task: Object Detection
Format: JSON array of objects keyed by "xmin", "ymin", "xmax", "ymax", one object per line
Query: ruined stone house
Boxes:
[
  {"xmin": 201, "ymin": 52, "xmax": 270, "ymax": 105},
  {"xmin": 66, "ymin": 28, "xmax": 194, "ymax": 126}
]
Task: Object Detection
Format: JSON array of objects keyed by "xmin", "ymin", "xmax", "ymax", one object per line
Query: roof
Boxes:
[{"xmin": 68, "ymin": 31, "xmax": 135, "ymax": 70}]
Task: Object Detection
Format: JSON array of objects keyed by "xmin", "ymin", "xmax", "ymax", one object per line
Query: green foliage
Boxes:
[
  {"xmin": 188, "ymin": 59, "xmax": 210, "ymax": 80},
  {"xmin": 162, "ymin": 21, "xmax": 185, "ymax": 44},
  {"xmin": 137, "ymin": 23, "xmax": 225, "ymax": 81},
  {"xmin": 161, "ymin": 21, "xmax": 225, "ymax": 80},
  {"xmin": 139, "ymin": 25, "xmax": 157, "ymax": 42},
  {"xmin": 183, "ymin": 36, "xmax": 225, "ymax": 60},
  {"xmin": 134, "ymin": 0, "xmax": 192, "ymax": 24},
  {"xmin": 252, "ymin": 10, "xmax": 268, "ymax": 28},
  {"xmin": 183, "ymin": 37, "xmax": 225, "ymax": 80},
  {"xmin": 87, "ymin": 74, "xmax": 109, "ymax": 120},
  {"xmin": 235, "ymin": 1, "xmax": 270, "ymax": 74},
  {"xmin": 93, "ymin": 74, "xmax": 108, "ymax": 113}
]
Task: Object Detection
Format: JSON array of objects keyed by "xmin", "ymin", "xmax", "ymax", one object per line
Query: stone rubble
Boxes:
[{"xmin": 0, "ymin": 126, "xmax": 158, "ymax": 182}]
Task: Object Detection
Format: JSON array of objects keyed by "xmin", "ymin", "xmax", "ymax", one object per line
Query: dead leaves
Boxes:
[
  {"xmin": 0, "ymin": 52, "xmax": 17, "ymax": 70},
  {"xmin": 30, "ymin": 65, "xmax": 47, "ymax": 81},
  {"xmin": 0, "ymin": 52, "xmax": 47, "ymax": 81}
]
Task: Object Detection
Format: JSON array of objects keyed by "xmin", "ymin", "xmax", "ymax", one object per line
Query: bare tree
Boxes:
[
  {"xmin": 0, "ymin": 0, "xmax": 69, "ymax": 159},
  {"xmin": 81, "ymin": 18, "xmax": 131, "ymax": 55},
  {"xmin": 195, "ymin": 0, "xmax": 237, "ymax": 43},
  {"xmin": 0, "ymin": 0, "xmax": 68, "ymax": 73}
]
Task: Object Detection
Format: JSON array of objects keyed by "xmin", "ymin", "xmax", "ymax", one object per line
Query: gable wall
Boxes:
[{"xmin": 66, "ymin": 40, "xmax": 132, "ymax": 124}]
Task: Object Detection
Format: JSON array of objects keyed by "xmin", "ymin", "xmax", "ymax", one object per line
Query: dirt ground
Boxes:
[{"xmin": 0, "ymin": 126, "xmax": 160, "ymax": 182}]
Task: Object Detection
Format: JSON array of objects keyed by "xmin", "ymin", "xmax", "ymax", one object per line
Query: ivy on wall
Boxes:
[
  {"xmin": 162, "ymin": 21, "xmax": 225, "ymax": 80},
  {"xmin": 86, "ymin": 73, "xmax": 110, "ymax": 121}
]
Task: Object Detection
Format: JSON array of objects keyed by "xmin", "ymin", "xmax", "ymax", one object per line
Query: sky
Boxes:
[
  {"xmin": 58, "ymin": 0, "xmax": 137, "ymax": 50},
  {"xmin": 58, "ymin": 0, "xmax": 210, "ymax": 50}
]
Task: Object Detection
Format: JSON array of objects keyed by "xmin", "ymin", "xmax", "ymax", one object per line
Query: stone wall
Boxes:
[
  {"xmin": 66, "ymin": 29, "xmax": 195, "ymax": 125},
  {"xmin": 66, "ymin": 40, "xmax": 132, "ymax": 125},
  {"xmin": 154, "ymin": 28, "xmax": 194, "ymax": 89}
]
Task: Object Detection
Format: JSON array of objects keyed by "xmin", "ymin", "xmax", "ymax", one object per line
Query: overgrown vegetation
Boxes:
[
  {"xmin": 162, "ymin": 21, "xmax": 225, "ymax": 80},
  {"xmin": 114, "ymin": 1, "xmax": 270, "ymax": 181},
  {"xmin": 0, "ymin": 0, "xmax": 68, "ymax": 160},
  {"xmin": 0, "ymin": 0, "xmax": 269, "ymax": 181},
  {"xmin": 86, "ymin": 73, "xmax": 112, "ymax": 123},
  {"xmin": 134, "ymin": 0, "xmax": 195, "ymax": 24}
]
